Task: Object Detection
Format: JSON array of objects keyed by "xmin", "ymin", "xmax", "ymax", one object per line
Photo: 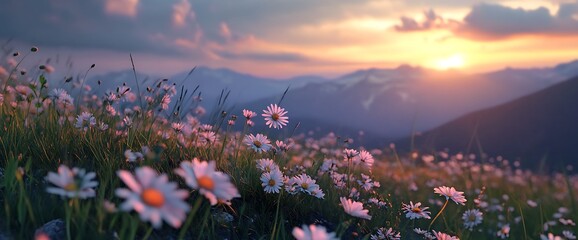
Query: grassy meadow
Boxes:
[{"xmin": 0, "ymin": 47, "xmax": 577, "ymax": 240}]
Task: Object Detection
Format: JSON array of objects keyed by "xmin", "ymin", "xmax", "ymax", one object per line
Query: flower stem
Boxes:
[
  {"xmin": 429, "ymin": 199, "xmax": 449, "ymax": 230},
  {"xmin": 141, "ymin": 225, "xmax": 154, "ymax": 240},
  {"xmin": 270, "ymin": 191, "xmax": 283, "ymax": 240},
  {"xmin": 178, "ymin": 196, "xmax": 203, "ymax": 240},
  {"xmin": 65, "ymin": 200, "xmax": 72, "ymax": 240}
]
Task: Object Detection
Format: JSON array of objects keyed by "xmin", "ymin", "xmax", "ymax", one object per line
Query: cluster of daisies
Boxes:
[{"xmin": 45, "ymin": 158, "xmax": 239, "ymax": 229}]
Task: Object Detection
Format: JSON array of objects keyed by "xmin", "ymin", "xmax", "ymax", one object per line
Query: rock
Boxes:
[{"xmin": 34, "ymin": 219, "xmax": 65, "ymax": 240}]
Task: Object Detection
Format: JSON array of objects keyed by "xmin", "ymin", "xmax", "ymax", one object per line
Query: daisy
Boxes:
[
  {"xmin": 198, "ymin": 131, "xmax": 218, "ymax": 145},
  {"xmin": 175, "ymin": 158, "xmax": 240, "ymax": 205},
  {"xmin": 563, "ymin": 231, "xmax": 576, "ymax": 240},
  {"xmin": 402, "ymin": 201, "xmax": 431, "ymax": 220},
  {"xmin": 293, "ymin": 173, "xmax": 320, "ymax": 194},
  {"xmin": 124, "ymin": 149, "xmax": 144, "ymax": 162},
  {"xmin": 434, "ymin": 186, "xmax": 467, "ymax": 205},
  {"xmin": 275, "ymin": 140, "xmax": 291, "ymax": 152},
  {"xmin": 540, "ymin": 233, "xmax": 563, "ymax": 240},
  {"xmin": 356, "ymin": 150, "xmax": 374, "ymax": 170},
  {"xmin": 340, "ymin": 197, "xmax": 372, "ymax": 220},
  {"xmin": 462, "ymin": 209, "xmax": 483, "ymax": 230},
  {"xmin": 45, "ymin": 165, "xmax": 98, "ymax": 199},
  {"xmin": 171, "ymin": 122, "xmax": 185, "ymax": 132},
  {"xmin": 75, "ymin": 112, "xmax": 96, "ymax": 131},
  {"xmin": 256, "ymin": 158, "xmax": 279, "ymax": 172},
  {"xmin": 371, "ymin": 227, "xmax": 401, "ymax": 240},
  {"xmin": 343, "ymin": 149, "xmax": 359, "ymax": 160},
  {"xmin": 433, "ymin": 231, "xmax": 459, "ymax": 240},
  {"xmin": 242, "ymin": 109, "xmax": 256, "ymax": 120},
  {"xmin": 260, "ymin": 169, "xmax": 283, "ymax": 193},
  {"xmin": 115, "ymin": 167, "xmax": 189, "ymax": 228},
  {"xmin": 262, "ymin": 104, "xmax": 289, "ymax": 129},
  {"xmin": 292, "ymin": 224, "xmax": 338, "ymax": 240},
  {"xmin": 496, "ymin": 224, "xmax": 510, "ymax": 239},
  {"xmin": 244, "ymin": 133, "xmax": 272, "ymax": 153}
]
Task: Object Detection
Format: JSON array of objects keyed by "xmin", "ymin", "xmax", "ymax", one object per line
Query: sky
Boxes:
[{"xmin": 1, "ymin": 0, "xmax": 578, "ymax": 78}]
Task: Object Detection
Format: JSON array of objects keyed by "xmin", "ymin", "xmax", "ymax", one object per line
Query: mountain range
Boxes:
[{"xmin": 86, "ymin": 60, "xmax": 578, "ymax": 142}]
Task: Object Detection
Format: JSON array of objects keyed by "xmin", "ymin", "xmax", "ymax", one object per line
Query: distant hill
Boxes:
[{"xmin": 399, "ymin": 75, "xmax": 578, "ymax": 170}]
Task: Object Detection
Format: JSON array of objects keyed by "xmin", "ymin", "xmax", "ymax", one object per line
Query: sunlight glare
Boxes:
[{"xmin": 435, "ymin": 54, "xmax": 465, "ymax": 70}]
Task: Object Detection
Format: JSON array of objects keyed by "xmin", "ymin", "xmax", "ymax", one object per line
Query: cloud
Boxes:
[
  {"xmin": 394, "ymin": 9, "xmax": 458, "ymax": 32},
  {"xmin": 105, "ymin": 0, "xmax": 139, "ymax": 17},
  {"xmin": 172, "ymin": 0, "xmax": 194, "ymax": 27},
  {"xmin": 456, "ymin": 3, "xmax": 578, "ymax": 40},
  {"xmin": 0, "ymin": 0, "xmax": 217, "ymax": 58},
  {"xmin": 394, "ymin": 3, "xmax": 578, "ymax": 40}
]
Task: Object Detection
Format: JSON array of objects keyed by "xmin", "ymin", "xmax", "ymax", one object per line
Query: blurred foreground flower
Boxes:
[
  {"xmin": 292, "ymin": 224, "xmax": 338, "ymax": 240},
  {"xmin": 175, "ymin": 158, "xmax": 240, "ymax": 205},
  {"xmin": 45, "ymin": 165, "xmax": 98, "ymax": 199},
  {"xmin": 340, "ymin": 197, "xmax": 372, "ymax": 220},
  {"xmin": 115, "ymin": 166, "xmax": 189, "ymax": 228}
]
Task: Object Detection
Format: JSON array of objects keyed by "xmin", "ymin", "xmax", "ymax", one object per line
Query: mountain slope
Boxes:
[{"xmin": 402, "ymin": 75, "xmax": 578, "ymax": 169}]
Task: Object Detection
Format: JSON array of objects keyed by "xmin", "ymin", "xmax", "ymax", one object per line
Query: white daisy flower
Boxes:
[
  {"xmin": 462, "ymin": 209, "xmax": 483, "ymax": 230},
  {"xmin": 540, "ymin": 233, "xmax": 563, "ymax": 240},
  {"xmin": 293, "ymin": 173, "xmax": 320, "ymax": 194},
  {"xmin": 242, "ymin": 109, "xmax": 256, "ymax": 120},
  {"xmin": 260, "ymin": 169, "xmax": 283, "ymax": 193},
  {"xmin": 256, "ymin": 158, "xmax": 279, "ymax": 172},
  {"xmin": 371, "ymin": 227, "xmax": 401, "ymax": 240},
  {"xmin": 563, "ymin": 230, "xmax": 576, "ymax": 240},
  {"xmin": 356, "ymin": 150, "xmax": 374, "ymax": 170},
  {"xmin": 402, "ymin": 201, "xmax": 431, "ymax": 220},
  {"xmin": 75, "ymin": 112, "xmax": 96, "ymax": 131},
  {"xmin": 434, "ymin": 186, "xmax": 467, "ymax": 205},
  {"xmin": 115, "ymin": 166, "xmax": 189, "ymax": 228},
  {"xmin": 433, "ymin": 231, "xmax": 459, "ymax": 240},
  {"xmin": 340, "ymin": 197, "xmax": 372, "ymax": 220},
  {"xmin": 244, "ymin": 133, "xmax": 272, "ymax": 153},
  {"xmin": 261, "ymin": 104, "xmax": 289, "ymax": 129},
  {"xmin": 45, "ymin": 165, "xmax": 98, "ymax": 199},
  {"xmin": 343, "ymin": 148, "xmax": 359, "ymax": 160},
  {"xmin": 497, "ymin": 224, "xmax": 510, "ymax": 239},
  {"xmin": 175, "ymin": 158, "xmax": 240, "ymax": 205}
]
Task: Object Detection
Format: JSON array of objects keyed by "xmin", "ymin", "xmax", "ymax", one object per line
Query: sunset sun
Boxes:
[{"xmin": 434, "ymin": 54, "xmax": 465, "ymax": 70}]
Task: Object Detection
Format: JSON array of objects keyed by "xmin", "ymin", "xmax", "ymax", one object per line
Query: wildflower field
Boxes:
[{"xmin": 1, "ymin": 47, "xmax": 577, "ymax": 240}]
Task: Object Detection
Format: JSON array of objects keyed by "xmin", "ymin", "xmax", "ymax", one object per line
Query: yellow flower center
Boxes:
[
  {"xmin": 412, "ymin": 207, "xmax": 422, "ymax": 213},
  {"xmin": 253, "ymin": 140, "xmax": 262, "ymax": 148},
  {"xmin": 141, "ymin": 188, "xmax": 165, "ymax": 207},
  {"xmin": 64, "ymin": 182, "xmax": 78, "ymax": 191},
  {"xmin": 272, "ymin": 113, "xmax": 280, "ymax": 121},
  {"xmin": 198, "ymin": 176, "xmax": 215, "ymax": 190},
  {"xmin": 268, "ymin": 179, "xmax": 276, "ymax": 187},
  {"xmin": 469, "ymin": 214, "xmax": 477, "ymax": 221},
  {"xmin": 301, "ymin": 183, "xmax": 309, "ymax": 189}
]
